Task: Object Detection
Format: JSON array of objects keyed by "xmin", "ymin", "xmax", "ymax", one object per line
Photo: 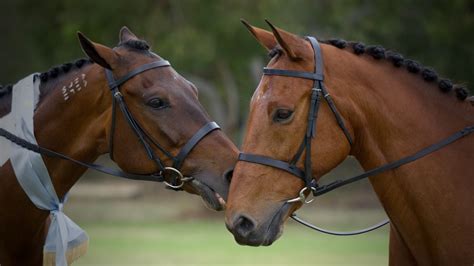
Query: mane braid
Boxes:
[
  {"xmin": 0, "ymin": 84, "xmax": 13, "ymax": 98},
  {"xmin": 0, "ymin": 57, "xmax": 92, "ymax": 117},
  {"xmin": 321, "ymin": 39, "xmax": 470, "ymax": 101},
  {"xmin": 0, "ymin": 83, "xmax": 13, "ymax": 117},
  {"xmin": 39, "ymin": 58, "xmax": 93, "ymax": 83}
]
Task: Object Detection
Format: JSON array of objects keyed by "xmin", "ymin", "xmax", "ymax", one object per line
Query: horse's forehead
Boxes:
[
  {"xmin": 251, "ymin": 45, "xmax": 316, "ymax": 108},
  {"xmin": 116, "ymin": 50, "xmax": 187, "ymax": 91},
  {"xmin": 122, "ymin": 54, "xmax": 159, "ymax": 70},
  {"xmin": 128, "ymin": 69, "xmax": 189, "ymax": 97},
  {"xmin": 251, "ymin": 75, "xmax": 306, "ymax": 109},
  {"xmin": 113, "ymin": 45, "xmax": 161, "ymax": 67}
]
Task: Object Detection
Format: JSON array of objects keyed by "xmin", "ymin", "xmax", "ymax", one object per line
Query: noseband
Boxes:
[
  {"xmin": 0, "ymin": 59, "xmax": 221, "ymax": 190},
  {"xmin": 237, "ymin": 36, "xmax": 474, "ymax": 235}
]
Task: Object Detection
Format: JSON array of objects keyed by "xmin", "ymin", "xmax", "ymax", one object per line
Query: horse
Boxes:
[
  {"xmin": 0, "ymin": 27, "xmax": 238, "ymax": 265},
  {"xmin": 225, "ymin": 20, "xmax": 473, "ymax": 265}
]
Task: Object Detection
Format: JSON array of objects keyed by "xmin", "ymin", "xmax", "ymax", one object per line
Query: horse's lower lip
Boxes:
[{"xmin": 191, "ymin": 179, "xmax": 225, "ymax": 211}]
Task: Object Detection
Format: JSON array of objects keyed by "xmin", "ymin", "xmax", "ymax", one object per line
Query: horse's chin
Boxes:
[
  {"xmin": 190, "ymin": 179, "xmax": 226, "ymax": 211},
  {"xmin": 233, "ymin": 224, "xmax": 284, "ymax": 247},
  {"xmin": 231, "ymin": 203, "xmax": 291, "ymax": 246}
]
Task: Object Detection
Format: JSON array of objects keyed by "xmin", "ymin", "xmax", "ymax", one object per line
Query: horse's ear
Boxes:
[
  {"xmin": 119, "ymin": 26, "xmax": 138, "ymax": 43},
  {"xmin": 77, "ymin": 32, "xmax": 118, "ymax": 70},
  {"xmin": 241, "ymin": 19, "xmax": 276, "ymax": 51},
  {"xmin": 265, "ymin": 19, "xmax": 301, "ymax": 61}
]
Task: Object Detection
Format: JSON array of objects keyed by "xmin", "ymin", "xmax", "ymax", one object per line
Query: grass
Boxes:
[
  {"xmin": 67, "ymin": 172, "xmax": 389, "ymax": 265},
  {"xmin": 73, "ymin": 220, "xmax": 388, "ymax": 266}
]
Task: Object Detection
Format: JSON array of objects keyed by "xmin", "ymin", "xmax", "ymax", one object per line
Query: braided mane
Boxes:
[
  {"xmin": 0, "ymin": 39, "xmax": 151, "ymax": 104},
  {"xmin": 322, "ymin": 39, "xmax": 470, "ymax": 101},
  {"xmin": 0, "ymin": 84, "xmax": 13, "ymax": 98}
]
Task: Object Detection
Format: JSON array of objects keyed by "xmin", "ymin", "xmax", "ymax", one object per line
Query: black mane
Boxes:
[
  {"xmin": 30, "ymin": 39, "xmax": 150, "ymax": 86},
  {"xmin": 0, "ymin": 58, "xmax": 93, "ymax": 117},
  {"xmin": 34, "ymin": 39, "xmax": 150, "ymax": 84},
  {"xmin": 0, "ymin": 83, "xmax": 13, "ymax": 116},
  {"xmin": 0, "ymin": 84, "xmax": 13, "ymax": 98},
  {"xmin": 0, "ymin": 38, "xmax": 152, "ymax": 107},
  {"xmin": 38, "ymin": 58, "xmax": 93, "ymax": 83},
  {"xmin": 119, "ymin": 39, "xmax": 150, "ymax": 51},
  {"xmin": 0, "ymin": 38, "xmax": 154, "ymax": 117},
  {"xmin": 322, "ymin": 39, "xmax": 470, "ymax": 101}
]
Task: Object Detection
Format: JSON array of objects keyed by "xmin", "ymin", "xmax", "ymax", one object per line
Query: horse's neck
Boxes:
[
  {"xmin": 332, "ymin": 53, "xmax": 474, "ymax": 260},
  {"xmin": 34, "ymin": 64, "xmax": 111, "ymax": 198}
]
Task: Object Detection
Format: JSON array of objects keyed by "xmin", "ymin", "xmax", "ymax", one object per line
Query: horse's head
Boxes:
[
  {"xmin": 78, "ymin": 27, "xmax": 238, "ymax": 210},
  {"xmin": 225, "ymin": 21, "xmax": 352, "ymax": 245}
]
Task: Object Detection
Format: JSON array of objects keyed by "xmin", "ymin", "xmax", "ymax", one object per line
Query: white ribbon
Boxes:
[{"xmin": 2, "ymin": 74, "xmax": 88, "ymax": 266}]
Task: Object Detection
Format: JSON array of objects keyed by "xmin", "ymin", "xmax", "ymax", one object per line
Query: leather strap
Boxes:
[
  {"xmin": 173, "ymin": 121, "xmax": 220, "ymax": 169},
  {"xmin": 303, "ymin": 88, "xmax": 321, "ymax": 188},
  {"xmin": 105, "ymin": 60, "xmax": 172, "ymax": 170},
  {"xmin": 292, "ymin": 124, "xmax": 473, "ymax": 236},
  {"xmin": 306, "ymin": 37, "xmax": 324, "ymax": 77},
  {"xmin": 263, "ymin": 68, "xmax": 323, "ymax": 81},
  {"xmin": 0, "ymin": 128, "xmax": 164, "ymax": 182},
  {"xmin": 307, "ymin": 36, "xmax": 353, "ymax": 146},
  {"xmin": 314, "ymin": 125, "xmax": 474, "ymax": 196},
  {"xmin": 320, "ymin": 84, "xmax": 353, "ymax": 145},
  {"xmin": 291, "ymin": 213, "xmax": 389, "ymax": 236},
  {"xmin": 238, "ymin": 153, "xmax": 305, "ymax": 179},
  {"xmin": 113, "ymin": 91, "xmax": 166, "ymax": 171},
  {"xmin": 289, "ymin": 138, "xmax": 306, "ymax": 165},
  {"xmin": 106, "ymin": 60, "xmax": 170, "ymax": 89},
  {"xmin": 307, "ymin": 87, "xmax": 321, "ymax": 138},
  {"xmin": 108, "ymin": 92, "xmax": 117, "ymax": 160},
  {"xmin": 105, "ymin": 60, "xmax": 173, "ymax": 172}
]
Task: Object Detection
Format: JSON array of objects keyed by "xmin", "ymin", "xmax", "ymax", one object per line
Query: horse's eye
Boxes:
[
  {"xmin": 273, "ymin": 109, "xmax": 294, "ymax": 123},
  {"xmin": 147, "ymin": 98, "xmax": 168, "ymax": 109}
]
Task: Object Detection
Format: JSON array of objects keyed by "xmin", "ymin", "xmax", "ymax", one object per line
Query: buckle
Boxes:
[
  {"xmin": 286, "ymin": 186, "xmax": 317, "ymax": 204},
  {"xmin": 161, "ymin": 167, "xmax": 193, "ymax": 189},
  {"xmin": 113, "ymin": 91, "xmax": 122, "ymax": 98}
]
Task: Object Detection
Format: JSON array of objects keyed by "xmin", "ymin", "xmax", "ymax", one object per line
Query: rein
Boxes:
[
  {"xmin": 0, "ymin": 59, "xmax": 220, "ymax": 190},
  {"xmin": 238, "ymin": 36, "xmax": 474, "ymax": 236}
]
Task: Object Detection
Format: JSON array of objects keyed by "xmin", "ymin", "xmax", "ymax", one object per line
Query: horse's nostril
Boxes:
[
  {"xmin": 223, "ymin": 168, "xmax": 234, "ymax": 183},
  {"xmin": 234, "ymin": 215, "xmax": 256, "ymax": 238}
]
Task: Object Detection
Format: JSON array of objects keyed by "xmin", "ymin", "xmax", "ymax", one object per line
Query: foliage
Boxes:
[{"xmin": 1, "ymin": 0, "xmax": 472, "ymax": 125}]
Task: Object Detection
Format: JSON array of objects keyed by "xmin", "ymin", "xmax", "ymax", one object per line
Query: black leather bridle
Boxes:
[
  {"xmin": 240, "ymin": 37, "xmax": 353, "ymax": 192},
  {"xmin": 237, "ymin": 36, "xmax": 474, "ymax": 235},
  {"xmin": 105, "ymin": 60, "xmax": 220, "ymax": 188},
  {"xmin": 0, "ymin": 59, "xmax": 221, "ymax": 190}
]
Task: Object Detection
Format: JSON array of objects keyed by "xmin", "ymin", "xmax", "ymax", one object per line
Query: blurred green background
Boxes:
[
  {"xmin": 1, "ymin": 0, "xmax": 472, "ymax": 265},
  {"xmin": 1, "ymin": 0, "xmax": 473, "ymax": 139}
]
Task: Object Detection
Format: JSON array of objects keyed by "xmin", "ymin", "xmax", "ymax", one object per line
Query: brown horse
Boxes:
[
  {"xmin": 0, "ymin": 27, "xmax": 238, "ymax": 265},
  {"xmin": 225, "ymin": 21, "xmax": 473, "ymax": 265}
]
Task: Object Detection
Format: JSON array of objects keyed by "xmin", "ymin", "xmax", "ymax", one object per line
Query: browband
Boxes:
[{"xmin": 106, "ymin": 60, "xmax": 171, "ymax": 89}]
